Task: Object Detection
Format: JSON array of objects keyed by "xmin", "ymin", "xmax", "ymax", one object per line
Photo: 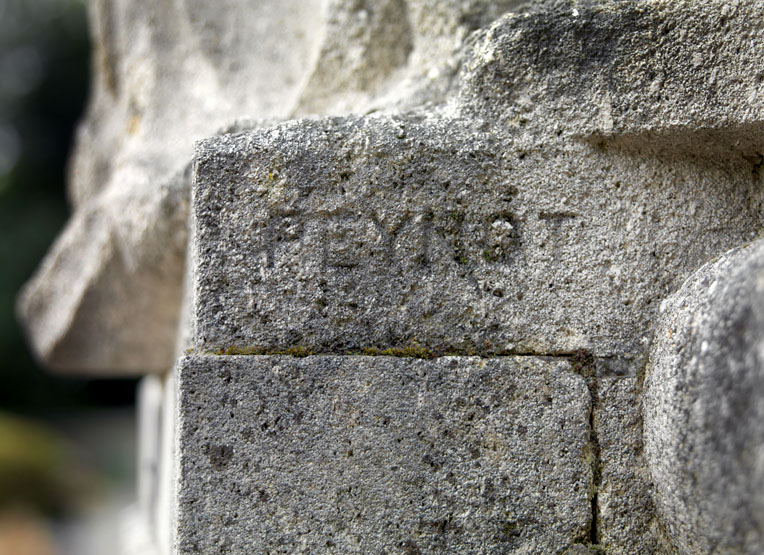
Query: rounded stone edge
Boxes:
[{"xmin": 643, "ymin": 239, "xmax": 764, "ymax": 553}]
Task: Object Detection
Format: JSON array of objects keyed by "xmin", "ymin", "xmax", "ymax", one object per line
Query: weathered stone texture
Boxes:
[
  {"xmin": 458, "ymin": 0, "xmax": 764, "ymax": 142},
  {"xmin": 20, "ymin": 0, "xmax": 501, "ymax": 374},
  {"xmin": 295, "ymin": 0, "xmax": 526, "ymax": 115},
  {"xmin": 643, "ymin": 240, "xmax": 764, "ymax": 554},
  {"xmin": 17, "ymin": 0, "xmax": 764, "ymax": 552},
  {"xmin": 19, "ymin": 0, "xmax": 764, "ymax": 375},
  {"xmin": 193, "ymin": 114, "xmax": 761, "ymax": 358},
  {"xmin": 176, "ymin": 355, "xmax": 592, "ymax": 553},
  {"xmin": 595, "ymin": 375, "xmax": 671, "ymax": 554}
]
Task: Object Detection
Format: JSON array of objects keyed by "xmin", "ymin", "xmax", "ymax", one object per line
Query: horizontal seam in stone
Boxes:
[{"xmin": 189, "ymin": 348, "xmax": 592, "ymax": 358}]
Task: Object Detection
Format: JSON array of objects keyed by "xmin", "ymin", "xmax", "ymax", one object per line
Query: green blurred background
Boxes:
[
  {"xmin": 0, "ymin": 0, "xmax": 138, "ymax": 413},
  {"xmin": 0, "ymin": 1, "xmax": 138, "ymax": 551}
]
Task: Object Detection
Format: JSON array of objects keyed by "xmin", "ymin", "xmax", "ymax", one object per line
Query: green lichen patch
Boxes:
[
  {"xmin": 358, "ymin": 344, "xmax": 436, "ymax": 359},
  {"xmin": 214, "ymin": 345, "xmax": 315, "ymax": 357}
]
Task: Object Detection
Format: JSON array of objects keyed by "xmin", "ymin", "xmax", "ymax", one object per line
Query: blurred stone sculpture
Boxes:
[{"xmin": 17, "ymin": 0, "xmax": 764, "ymax": 553}]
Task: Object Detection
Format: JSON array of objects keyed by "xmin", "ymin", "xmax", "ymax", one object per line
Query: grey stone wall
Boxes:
[{"xmin": 17, "ymin": 0, "xmax": 764, "ymax": 553}]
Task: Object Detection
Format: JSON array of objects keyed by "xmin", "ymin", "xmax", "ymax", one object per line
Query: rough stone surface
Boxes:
[
  {"xmin": 176, "ymin": 355, "xmax": 592, "ymax": 553},
  {"xmin": 457, "ymin": 0, "xmax": 764, "ymax": 143},
  {"xmin": 643, "ymin": 239, "xmax": 764, "ymax": 553},
  {"xmin": 595, "ymin": 375, "xmax": 671, "ymax": 554},
  {"xmin": 193, "ymin": 113, "xmax": 761, "ymax": 358},
  {"xmin": 22, "ymin": 0, "xmax": 519, "ymax": 374},
  {"xmin": 295, "ymin": 0, "xmax": 525, "ymax": 115},
  {"xmin": 21, "ymin": 0, "xmax": 764, "ymax": 374},
  {"xmin": 18, "ymin": 0, "xmax": 764, "ymax": 553}
]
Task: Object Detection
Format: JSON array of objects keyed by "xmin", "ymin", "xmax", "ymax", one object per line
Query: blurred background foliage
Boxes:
[
  {"xmin": 0, "ymin": 411, "xmax": 92, "ymax": 516},
  {"xmin": 0, "ymin": 0, "xmax": 138, "ymax": 534},
  {"xmin": 0, "ymin": 0, "xmax": 137, "ymax": 414}
]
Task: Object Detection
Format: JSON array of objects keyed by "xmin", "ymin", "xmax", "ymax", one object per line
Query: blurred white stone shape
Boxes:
[{"xmin": 16, "ymin": 0, "xmax": 326, "ymax": 374}]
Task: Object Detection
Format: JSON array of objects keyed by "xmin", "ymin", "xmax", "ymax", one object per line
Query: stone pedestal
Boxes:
[{"xmin": 16, "ymin": 1, "xmax": 764, "ymax": 553}]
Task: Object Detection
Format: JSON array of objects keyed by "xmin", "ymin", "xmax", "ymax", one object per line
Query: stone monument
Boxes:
[{"xmin": 17, "ymin": 0, "xmax": 764, "ymax": 553}]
